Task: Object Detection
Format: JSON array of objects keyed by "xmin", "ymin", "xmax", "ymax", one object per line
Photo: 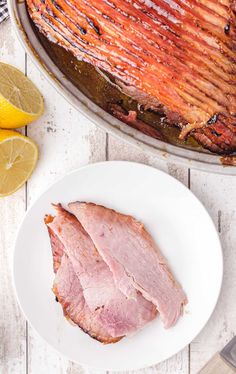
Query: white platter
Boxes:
[{"xmin": 13, "ymin": 161, "xmax": 223, "ymax": 371}]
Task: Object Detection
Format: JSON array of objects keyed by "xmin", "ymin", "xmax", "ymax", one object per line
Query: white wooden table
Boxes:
[{"xmin": 1, "ymin": 19, "xmax": 236, "ymax": 374}]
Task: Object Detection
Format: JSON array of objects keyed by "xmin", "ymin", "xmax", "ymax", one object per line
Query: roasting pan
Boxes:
[{"xmin": 8, "ymin": 0, "xmax": 236, "ymax": 174}]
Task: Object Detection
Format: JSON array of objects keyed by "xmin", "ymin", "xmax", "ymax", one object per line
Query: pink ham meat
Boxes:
[
  {"xmin": 46, "ymin": 224, "xmax": 64, "ymax": 273},
  {"xmin": 45, "ymin": 216, "xmax": 119, "ymax": 343},
  {"xmin": 46, "ymin": 205, "xmax": 157, "ymax": 338},
  {"xmin": 69, "ymin": 202, "xmax": 187, "ymax": 328},
  {"xmin": 54, "ymin": 255, "xmax": 121, "ymax": 343}
]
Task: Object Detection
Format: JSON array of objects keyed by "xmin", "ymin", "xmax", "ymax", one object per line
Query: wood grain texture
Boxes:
[
  {"xmin": 1, "ymin": 18, "xmax": 236, "ymax": 374},
  {"xmin": 189, "ymin": 171, "xmax": 236, "ymax": 374},
  {"xmin": 0, "ymin": 20, "xmax": 27, "ymax": 374}
]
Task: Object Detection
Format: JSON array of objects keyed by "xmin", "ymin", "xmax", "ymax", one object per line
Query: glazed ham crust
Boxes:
[{"xmin": 27, "ymin": 0, "xmax": 236, "ymax": 153}]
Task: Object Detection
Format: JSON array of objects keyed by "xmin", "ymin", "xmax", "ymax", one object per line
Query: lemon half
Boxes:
[
  {"xmin": 0, "ymin": 62, "xmax": 44, "ymax": 128},
  {"xmin": 0, "ymin": 130, "xmax": 38, "ymax": 197}
]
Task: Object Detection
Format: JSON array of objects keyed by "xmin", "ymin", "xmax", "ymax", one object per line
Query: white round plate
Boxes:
[{"xmin": 13, "ymin": 161, "xmax": 223, "ymax": 371}]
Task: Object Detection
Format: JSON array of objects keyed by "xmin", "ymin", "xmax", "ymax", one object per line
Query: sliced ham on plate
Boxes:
[
  {"xmin": 45, "ymin": 216, "xmax": 119, "ymax": 343},
  {"xmin": 69, "ymin": 202, "xmax": 187, "ymax": 328},
  {"xmin": 45, "ymin": 205, "xmax": 157, "ymax": 341}
]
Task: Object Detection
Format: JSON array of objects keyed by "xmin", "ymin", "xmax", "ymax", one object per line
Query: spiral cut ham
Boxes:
[{"xmin": 27, "ymin": 0, "xmax": 236, "ymax": 153}]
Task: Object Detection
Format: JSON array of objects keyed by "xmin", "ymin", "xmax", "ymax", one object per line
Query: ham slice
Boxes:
[
  {"xmin": 69, "ymin": 202, "xmax": 187, "ymax": 328},
  {"xmin": 46, "ymin": 205, "xmax": 157, "ymax": 338},
  {"xmin": 45, "ymin": 216, "xmax": 119, "ymax": 343},
  {"xmin": 45, "ymin": 217, "xmax": 122, "ymax": 344},
  {"xmin": 54, "ymin": 255, "xmax": 121, "ymax": 343}
]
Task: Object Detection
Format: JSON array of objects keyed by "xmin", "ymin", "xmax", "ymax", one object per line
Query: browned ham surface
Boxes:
[
  {"xmin": 69, "ymin": 202, "xmax": 187, "ymax": 328},
  {"xmin": 46, "ymin": 205, "xmax": 157, "ymax": 341},
  {"xmin": 27, "ymin": 0, "xmax": 236, "ymax": 153}
]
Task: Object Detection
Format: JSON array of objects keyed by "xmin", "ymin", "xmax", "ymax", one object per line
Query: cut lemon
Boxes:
[
  {"xmin": 0, "ymin": 130, "xmax": 38, "ymax": 197},
  {"xmin": 0, "ymin": 62, "xmax": 44, "ymax": 128}
]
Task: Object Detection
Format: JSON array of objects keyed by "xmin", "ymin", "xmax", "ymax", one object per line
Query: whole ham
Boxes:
[
  {"xmin": 45, "ymin": 205, "xmax": 157, "ymax": 342},
  {"xmin": 27, "ymin": 0, "xmax": 236, "ymax": 153},
  {"xmin": 69, "ymin": 202, "xmax": 187, "ymax": 329}
]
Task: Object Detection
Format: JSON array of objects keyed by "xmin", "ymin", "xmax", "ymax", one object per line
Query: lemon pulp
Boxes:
[
  {"xmin": 0, "ymin": 62, "xmax": 44, "ymax": 128},
  {"xmin": 0, "ymin": 130, "xmax": 38, "ymax": 197}
]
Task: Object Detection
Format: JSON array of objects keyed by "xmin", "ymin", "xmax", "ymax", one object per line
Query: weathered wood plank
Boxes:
[
  {"xmin": 25, "ymin": 57, "xmax": 107, "ymax": 374},
  {"xmin": 189, "ymin": 171, "xmax": 236, "ymax": 374},
  {"xmin": 0, "ymin": 20, "xmax": 26, "ymax": 374},
  {"xmin": 107, "ymin": 134, "xmax": 189, "ymax": 374},
  {"xmin": 0, "ymin": 194, "xmax": 26, "ymax": 374}
]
